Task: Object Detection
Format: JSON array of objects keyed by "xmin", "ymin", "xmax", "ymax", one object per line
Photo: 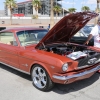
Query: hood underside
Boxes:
[{"xmin": 36, "ymin": 12, "xmax": 98, "ymax": 49}]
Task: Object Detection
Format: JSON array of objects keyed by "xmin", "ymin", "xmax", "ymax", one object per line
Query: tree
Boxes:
[
  {"xmin": 50, "ymin": 0, "xmax": 54, "ymax": 29},
  {"xmin": 4, "ymin": 0, "xmax": 17, "ymax": 25},
  {"xmin": 95, "ymin": 0, "xmax": 100, "ymax": 24},
  {"xmin": 53, "ymin": 5, "xmax": 62, "ymax": 21},
  {"xmin": 32, "ymin": 0, "xmax": 41, "ymax": 19},
  {"xmin": 81, "ymin": 6, "xmax": 90, "ymax": 12},
  {"xmin": 68, "ymin": 8, "xmax": 76, "ymax": 14},
  {"xmin": 97, "ymin": 0, "xmax": 100, "ymax": 11},
  {"xmin": 97, "ymin": 8, "xmax": 100, "ymax": 13}
]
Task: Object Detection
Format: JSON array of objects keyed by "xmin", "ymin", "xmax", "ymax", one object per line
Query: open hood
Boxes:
[{"xmin": 36, "ymin": 12, "xmax": 98, "ymax": 49}]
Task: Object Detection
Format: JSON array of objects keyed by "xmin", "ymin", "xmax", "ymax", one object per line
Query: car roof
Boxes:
[{"xmin": 0, "ymin": 27, "xmax": 47, "ymax": 33}]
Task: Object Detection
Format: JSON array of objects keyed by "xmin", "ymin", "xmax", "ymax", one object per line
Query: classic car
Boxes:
[{"xmin": 0, "ymin": 12, "xmax": 100, "ymax": 91}]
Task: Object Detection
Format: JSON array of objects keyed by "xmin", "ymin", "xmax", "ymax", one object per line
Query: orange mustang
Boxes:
[{"xmin": 0, "ymin": 12, "xmax": 100, "ymax": 91}]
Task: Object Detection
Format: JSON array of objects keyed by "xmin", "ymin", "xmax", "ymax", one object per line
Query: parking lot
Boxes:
[{"xmin": 0, "ymin": 64, "xmax": 100, "ymax": 100}]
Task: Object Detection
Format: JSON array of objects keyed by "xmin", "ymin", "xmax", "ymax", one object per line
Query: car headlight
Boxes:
[{"xmin": 62, "ymin": 63, "xmax": 68, "ymax": 72}]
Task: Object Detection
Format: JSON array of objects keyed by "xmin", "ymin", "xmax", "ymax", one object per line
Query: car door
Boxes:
[
  {"xmin": 15, "ymin": 30, "xmax": 35, "ymax": 72},
  {"xmin": 0, "ymin": 31, "xmax": 19, "ymax": 68}
]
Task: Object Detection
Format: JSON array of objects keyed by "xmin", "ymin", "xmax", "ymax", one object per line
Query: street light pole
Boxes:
[
  {"xmin": 61, "ymin": 0, "xmax": 64, "ymax": 17},
  {"xmin": 73, "ymin": 0, "xmax": 74, "ymax": 8},
  {"xmin": 82, "ymin": 0, "xmax": 84, "ymax": 7}
]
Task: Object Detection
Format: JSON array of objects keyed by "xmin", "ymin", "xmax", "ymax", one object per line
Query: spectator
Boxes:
[
  {"xmin": 47, "ymin": 24, "xmax": 50, "ymax": 30},
  {"xmin": 2, "ymin": 21, "xmax": 5, "ymax": 24},
  {"xmin": 39, "ymin": 26, "xmax": 44, "ymax": 28},
  {"xmin": 84, "ymin": 19, "xmax": 100, "ymax": 48}
]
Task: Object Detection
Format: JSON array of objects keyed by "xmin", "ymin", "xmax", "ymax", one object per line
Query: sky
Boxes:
[
  {"xmin": 61, "ymin": 0, "xmax": 97, "ymax": 11},
  {"xmin": 0, "ymin": 0, "xmax": 98, "ymax": 11}
]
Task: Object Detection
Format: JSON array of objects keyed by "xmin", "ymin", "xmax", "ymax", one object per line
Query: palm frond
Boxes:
[
  {"xmin": 4, "ymin": 0, "xmax": 17, "ymax": 9},
  {"xmin": 32, "ymin": 0, "xmax": 41, "ymax": 10},
  {"xmin": 68, "ymin": 8, "xmax": 76, "ymax": 13},
  {"xmin": 81, "ymin": 6, "xmax": 90, "ymax": 12},
  {"xmin": 53, "ymin": 5, "xmax": 62, "ymax": 13}
]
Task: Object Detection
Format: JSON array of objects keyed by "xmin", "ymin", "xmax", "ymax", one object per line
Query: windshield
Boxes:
[
  {"xmin": 17, "ymin": 30, "xmax": 48, "ymax": 46},
  {"xmin": 82, "ymin": 25, "xmax": 94, "ymax": 35}
]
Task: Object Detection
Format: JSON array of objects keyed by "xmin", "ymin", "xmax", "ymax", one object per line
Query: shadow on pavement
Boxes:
[
  {"xmin": 0, "ymin": 64, "xmax": 31, "ymax": 81},
  {"xmin": 0, "ymin": 63, "xmax": 100, "ymax": 94},
  {"xmin": 52, "ymin": 73, "xmax": 100, "ymax": 94}
]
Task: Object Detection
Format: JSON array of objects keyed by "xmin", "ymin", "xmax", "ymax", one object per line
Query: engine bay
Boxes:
[
  {"xmin": 38, "ymin": 42, "xmax": 100, "ymax": 67},
  {"xmin": 41, "ymin": 43, "xmax": 98, "ymax": 60}
]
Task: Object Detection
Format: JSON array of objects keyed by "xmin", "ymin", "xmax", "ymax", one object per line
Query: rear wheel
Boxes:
[{"xmin": 31, "ymin": 64, "xmax": 54, "ymax": 91}]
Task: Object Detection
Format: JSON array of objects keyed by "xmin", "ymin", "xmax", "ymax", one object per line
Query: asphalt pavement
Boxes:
[{"xmin": 0, "ymin": 64, "xmax": 100, "ymax": 100}]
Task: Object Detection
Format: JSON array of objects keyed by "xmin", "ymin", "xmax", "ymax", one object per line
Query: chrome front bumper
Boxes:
[{"xmin": 53, "ymin": 65, "xmax": 100, "ymax": 81}]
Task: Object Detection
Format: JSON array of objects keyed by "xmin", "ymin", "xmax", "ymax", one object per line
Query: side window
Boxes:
[
  {"xmin": 17, "ymin": 31, "xmax": 26, "ymax": 46},
  {"xmin": 0, "ymin": 32, "xmax": 18, "ymax": 46}
]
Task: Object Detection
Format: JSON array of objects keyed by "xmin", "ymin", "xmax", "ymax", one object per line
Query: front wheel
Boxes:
[{"xmin": 31, "ymin": 64, "xmax": 54, "ymax": 91}]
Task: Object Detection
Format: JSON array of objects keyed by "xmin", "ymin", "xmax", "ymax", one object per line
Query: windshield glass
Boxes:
[
  {"xmin": 17, "ymin": 30, "xmax": 48, "ymax": 46},
  {"xmin": 82, "ymin": 25, "xmax": 94, "ymax": 35}
]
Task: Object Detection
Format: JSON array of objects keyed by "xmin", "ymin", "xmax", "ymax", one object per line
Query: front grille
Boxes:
[{"xmin": 77, "ymin": 53, "xmax": 100, "ymax": 68}]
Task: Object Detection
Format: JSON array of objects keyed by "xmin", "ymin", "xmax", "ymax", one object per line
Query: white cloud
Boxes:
[
  {"xmin": 62, "ymin": 1, "xmax": 76, "ymax": 5},
  {"xmin": 81, "ymin": 0, "xmax": 96, "ymax": 5},
  {"xmin": 87, "ymin": 0, "xmax": 96, "ymax": 4}
]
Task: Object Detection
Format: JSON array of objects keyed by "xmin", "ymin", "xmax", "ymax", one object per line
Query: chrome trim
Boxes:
[
  {"xmin": 77, "ymin": 59, "xmax": 100, "ymax": 70},
  {"xmin": 32, "ymin": 66, "xmax": 47, "ymax": 89},
  {"xmin": 88, "ymin": 58, "xmax": 97, "ymax": 64},
  {"xmin": 77, "ymin": 65, "xmax": 89, "ymax": 69},
  {"xmin": 22, "ymin": 64, "xmax": 28, "ymax": 67},
  {"xmin": 0, "ymin": 62, "xmax": 30, "ymax": 75},
  {"xmin": 53, "ymin": 65, "xmax": 100, "ymax": 80}
]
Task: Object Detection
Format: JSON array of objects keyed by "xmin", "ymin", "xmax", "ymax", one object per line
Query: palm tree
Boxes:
[
  {"xmin": 32, "ymin": 0, "xmax": 41, "ymax": 19},
  {"xmin": 95, "ymin": 0, "xmax": 100, "ymax": 24},
  {"xmin": 68, "ymin": 8, "xmax": 76, "ymax": 14},
  {"xmin": 98, "ymin": 8, "xmax": 100, "ymax": 13},
  {"xmin": 50, "ymin": 0, "xmax": 54, "ymax": 29},
  {"xmin": 97, "ymin": 0, "xmax": 100, "ymax": 11},
  {"xmin": 53, "ymin": 5, "xmax": 62, "ymax": 22},
  {"xmin": 96, "ymin": 0, "xmax": 100, "ymax": 13},
  {"xmin": 81, "ymin": 6, "xmax": 90, "ymax": 12},
  {"xmin": 4, "ymin": 0, "xmax": 17, "ymax": 25}
]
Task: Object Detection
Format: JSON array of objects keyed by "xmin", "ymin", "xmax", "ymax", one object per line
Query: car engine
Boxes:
[
  {"xmin": 42, "ymin": 43, "xmax": 100, "ymax": 68},
  {"xmin": 45, "ymin": 43, "xmax": 96, "ymax": 59}
]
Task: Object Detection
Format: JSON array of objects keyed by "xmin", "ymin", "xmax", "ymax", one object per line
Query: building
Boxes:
[
  {"xmin": 4, "ymin": 0, "xmax": 68, "ymax": 16},
  {"xmin": 0, "ymin": 10, "xmax": 5, "ymax": 16}
]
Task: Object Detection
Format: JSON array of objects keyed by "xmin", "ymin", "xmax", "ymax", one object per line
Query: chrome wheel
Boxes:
[{"xmin": 32, "ymin": 66, "xmax": 47, "ymax": 89}]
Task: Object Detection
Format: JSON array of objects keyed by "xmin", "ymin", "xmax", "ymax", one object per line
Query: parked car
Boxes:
[
  {"xmin": 0, "ymin": 27, "xmax": 6, "ymax": 31},
  {"xmin": 82, "ymin": 25, "xmax": 94, "ymax": 36},
  {"xmin": 71, "ymin": 27, "xmax": 94, "ymax": 46},
  {"xmin": 0, "ymin": 12, "xmax": 100, "ymax": 91}
]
